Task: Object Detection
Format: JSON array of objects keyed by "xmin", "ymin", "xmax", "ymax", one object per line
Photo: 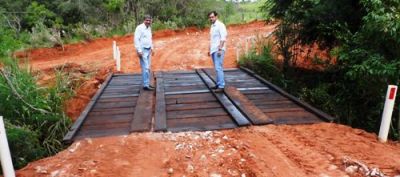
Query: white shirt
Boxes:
[
  {"xmin": 210, "ymin": 20, "xmax": 228, "ymax": 54},
  {"xmin": 134, "ymin": 23, "xmax": 152, "ymax": 53}
]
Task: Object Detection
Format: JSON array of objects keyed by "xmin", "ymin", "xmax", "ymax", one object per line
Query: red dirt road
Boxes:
[{"xmin": 15, "ymin": 21, "xmax": 400, "ymax": 177}]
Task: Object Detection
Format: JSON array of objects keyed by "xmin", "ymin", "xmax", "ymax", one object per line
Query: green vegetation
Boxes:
[
  {"xmin": 224, "ymin": 0, "xmax": 267, "ymax": 24},
  {"xmin": 241, "ymin": 0, "xmax": 400, "ymax": 139},
  {"xmin": 0, "ymin": 58, "xmax": 73, "ymax": 169}
]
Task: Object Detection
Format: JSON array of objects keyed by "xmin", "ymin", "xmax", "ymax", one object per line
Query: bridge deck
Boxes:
[{"xmin": 63, "ymin": 68, "xmax": 334, "ymax": 143}]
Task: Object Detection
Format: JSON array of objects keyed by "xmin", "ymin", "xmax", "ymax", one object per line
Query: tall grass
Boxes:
[{"xmin": 0, "ymin": 57, "xmax": 72, "ymax": 169}]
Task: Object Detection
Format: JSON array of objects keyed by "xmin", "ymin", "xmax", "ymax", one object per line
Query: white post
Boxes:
[
  {"xmin": 116, "ymin": 47, "xmax": 121, "ymax": 71},
  {"xmin": 113, "ymin": 41, "xmax": 117, "ymax": 60},
  {"xmin": 0, "ymin": 116, "xmax": 15, "ymax": 177},
  {"xmin": 236, "ymin": 45, "xmax": 240, "ymax": 63},
  {"xmin": 245, "ymin": 38, "xmax": 249, "ymax": 55},
  {"xmin": 378, "ymin": 85, "xmax": 397, "ymax": 142}
]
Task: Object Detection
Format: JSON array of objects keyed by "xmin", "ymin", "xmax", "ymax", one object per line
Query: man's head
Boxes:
[
  {"xmin": 208, "ymin": 11, "xmax": 218, "ymax": 24},
  {"xmin": 143, "ymin": 15, "xmax": 152, "ymax": 27}
]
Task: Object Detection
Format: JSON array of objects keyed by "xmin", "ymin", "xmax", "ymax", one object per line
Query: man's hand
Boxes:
[
  {"xmin": 208, "ymin": 51, "xmax": 210, "ymax": 56},
  {"xmin": 137, "ymin": 52, "xmax": 143, "ymax": 57},
  {"xmin": 151, "ymin": 49, "xmax": 155, "ymax": 56}
]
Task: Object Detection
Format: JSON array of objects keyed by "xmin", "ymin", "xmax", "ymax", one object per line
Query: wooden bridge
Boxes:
[{"xmin": 63, "ymin": 67, "xmax": 334, "ymax": 143}]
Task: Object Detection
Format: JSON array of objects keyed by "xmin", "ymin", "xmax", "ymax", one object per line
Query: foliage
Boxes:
[
  {"xmin": 260, "ymin": 0, "xmax": 400, "ymax": 138},
  {"xmin": 0, "ymin": 58, "xmax": 72, "ymax": 169}
]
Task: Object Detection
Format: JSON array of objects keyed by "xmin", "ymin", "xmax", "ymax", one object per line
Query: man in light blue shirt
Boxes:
[
  {"xmin": 208, "ymin": 11, "xmax": 227, "ymax": 92},
  {"xmin": 134, "ymin": 15, "xmax": 154, "ymax": 90}
]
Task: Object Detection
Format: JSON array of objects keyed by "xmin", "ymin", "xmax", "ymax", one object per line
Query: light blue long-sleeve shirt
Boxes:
[{"xmin": 134, "ymin": 23, "xmax": 152, "ymax": 53}]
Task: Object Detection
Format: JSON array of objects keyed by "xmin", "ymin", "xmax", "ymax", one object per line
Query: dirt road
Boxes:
[{"xmin": 15, "ymin": 21, "xmax": 400, "ymax": 177}]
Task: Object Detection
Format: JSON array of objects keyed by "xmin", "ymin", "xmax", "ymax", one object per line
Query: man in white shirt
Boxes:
[
  {"xmin": 208, "ymin": 11, "xmax": 227, "ymax": 92},
  {"xmin": 134, "ymin": 15, "xmax": 154, "ymax": 90}
]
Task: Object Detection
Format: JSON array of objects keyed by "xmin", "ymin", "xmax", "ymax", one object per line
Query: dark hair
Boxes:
[
  {"xmin": 208, "ymin": 11, "xmax": 218, "ymax": 17},
  {"xmin": 144, "ymin": 14, "xmax": 152, "ymax": 20}
]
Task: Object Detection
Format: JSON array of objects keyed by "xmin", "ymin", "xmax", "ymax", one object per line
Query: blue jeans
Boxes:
[
  {"xmin": 139, "ymin": 48, "xmax": 152, "ymax": 87},
  {"xmin": 211, "ymin": 51, "xmax": 225, "ymax": 88}
]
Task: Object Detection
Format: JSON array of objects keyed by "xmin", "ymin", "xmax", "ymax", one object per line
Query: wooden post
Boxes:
[
  {"xmin": 113, "ymin": 41, "xmax": 117, "ymax": 60},
  {"xmin": 116, "ymin": 47, "xmax": 121, "ymax": 71}
]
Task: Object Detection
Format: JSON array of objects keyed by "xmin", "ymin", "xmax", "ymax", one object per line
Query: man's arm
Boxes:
[
  {"xmin": 219, "ymin": 23, "xmax": 227, "ymax": 50},
  {"xmin": 134, "ymin": 26, "xmax": 142, "ymax": 55}
]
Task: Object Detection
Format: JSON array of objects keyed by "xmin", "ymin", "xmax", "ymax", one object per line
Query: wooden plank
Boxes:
[
  {"xmin": 197, "ymin": 69, "xmax": 250, "ymax": 126},
  {"xmin": 166, "ymin": 102, "xmax": 221, "ymax": 111},
  {"xmin": 245, "ymin": 93, "xmax": 287, "ymax": 100},
  {"xmin": 237, "ymin": 87, "xmax": 270, "ymax": 91},
  {"xmin": 63, "ymin": 74, "xmax": 113, "ymax": 143},
  {"xmin": 75, "ymin": 127, "xmax": 130, "ymax": 140},
  {"xmin": 164, "ymin": 85, "xmax": 208, "ymax": 92},
  {"xmin": 264, "ymin": 111, "xmax": 319, "ymax": 120},
  {"xmin": 130, "ymin": 86, "xmax": 154, "ymax": 132},
  {"xmin": 84, "ymin": 114, "xmax": 133, "ymax": 125},
  {"xmin": 92, "ymin": 100, "xmax": 137, "ymax": 110},
  {"xmin": 163, "ymin": 82, "xmax": 206, "ymax": 87},
  {"xmin": 81, "ymin": 122, "xmax": 131, "ymax": 131},
  {"xmin": 165, "ymin": 94, "xmax": 217, "ymax": 105},
  {"xmin": 113, "ymin": 73, "xmax": 141, "ymax": 76},
  {"xmin": 91, "ymin": 106, "xmax": 137, "ymax": 113},
  {"xmin": 97, "ymin": 96, "xmax": 138, "ymax": 103},
  {"xmin": 256, "ymin": 102, "xmax": 300, "ymax": 110},
  {"xmin": 240, "ymin": 66, "xmax": 335, "ymax": 122},
  {"xmin": 163, "ymin": 79, "xmax": 203, "ymax": 84},
  {"xmin": 89, "ymin": 107, "xmax": 135, "ymax": 116},
  {"xmin": 154, "ymin": 72, "xmax": 167, "ymax": 131},
  {"xmin": 104, "ymin": 85, "xmax": 141, "ymax": 90},
  {"xmin": 261, "ymin": 107, "xmax": 305, "ymax": 113},
  {"xmin": 167, "ymin": 116, "xmax": 235, "ymax": 129},
  {"xmin": 249, "ymin": 97, "xmax": 289, "ymax": 104},
  {"xmin": 101, "ymin": 94, "xmax": 140, "ymax": 99},
  {"xmin": 166, "ymin": 92, "xmax": 213, "ymax": 99},
  {"xmin": 165, "ymin": 89, "xmax": 210, "ymax": 95},
  {"xmin": 168, "ymin": 108, "xmax": 228, "ymax": 119},
  {"xmin": 102, "ymin": 90, "xmax": 140, "ymax": 95},
  {"xmin": 168, "ymin": 123, "xmax": 237, "ymax": 132},
  {"xmin": 252, "ymin": 100, "xmax": 293, "ymax": 106},
  {"xmin": 224, "ymin": 86, "xmax": 273, "ymax": 125}
]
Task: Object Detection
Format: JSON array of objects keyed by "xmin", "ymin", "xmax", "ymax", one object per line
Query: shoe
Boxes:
[
  {"xmin": 213, "ymin": 87, "xmax": 224, "ymax": 93},
  {"xmin": 149, "ymin": 85, "xmax": 155, "ymax": 89},
  {"xmin": 143, "ymin": 86, "xmax": 154, "ymax": 91},
  {"xmin": 211, "ymin": 85, "xmax": 219, "ymax": 89}
]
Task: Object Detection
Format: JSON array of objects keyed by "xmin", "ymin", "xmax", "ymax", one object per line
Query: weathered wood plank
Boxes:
[
  {"xmin": 166, "ymin": 102, "xmax": 221, "ymax": 111},
  {"xmin": 75, "ymin": 127, "xmax": 130, "ymax": 140},
  {"xmin": 165, "ymin": 89, "xmax": 210, "ymax": 95},
  {"xmin": 130, "ymin": 86, "xmax": 154, "ymax": 132},
  {"xmin": 165, "ymin": 94, "xmax": 217, "ymax": 105},
  {"xmin": 240, "ymin": 66, "xmax": 335, "ymax": 122},
  {"xmin": 97, "ymin": 96, "xmax": 138, "ymax": 103},
  {"xmin": 224, "ymin": 86, "xmax": 273, "ymax": 125},
  {"xmin": 84, "ymin": 114, "xmax": 133, "ymax": 125},
  {"xmin": 197, "ymin": 69, "xmax": 250, "ymax": 126},
  {"xmin": 89, "ymin": 107, "xmax": 135, "ymax": 116},
  {"xmin": 63, "ymin": 74, "xmax": 113, "ymax": 143},
  {"xmin": 81, "ymin": 122, "xmax": 131, "ymax": 131},
  {"xmin": 92, "ymin": 100, "xmax": 137, "ymax": 110},
  {"xmin": 154, "ymin": 72, "xmax": 167, "ymax": 131},
  {"xmin": 167, "ymin": 108, "xmax": 228, "ymax": 119}
]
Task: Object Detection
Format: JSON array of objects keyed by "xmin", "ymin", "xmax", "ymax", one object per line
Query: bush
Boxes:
[
  {"xmin": 0, "ymin": 57, "xmax": 72, "ymax": 169},
  {"xmin": 6, "ymin": 122, "xmax": 45, "ymax": 169},
  {"xmin": 239, "ymin": 41, "xmax": 284, "ymax": 85}
]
